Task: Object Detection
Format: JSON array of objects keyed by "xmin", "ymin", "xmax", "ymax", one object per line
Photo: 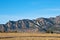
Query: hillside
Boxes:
[{"xmin": 0, "ymin": 15, "xmax": 60, "ymax": 33}]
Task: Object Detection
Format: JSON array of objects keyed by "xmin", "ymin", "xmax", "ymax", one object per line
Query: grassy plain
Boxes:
[{"xmin": 0, "ymin": 33, "xmax": 60, "ymax": 40}]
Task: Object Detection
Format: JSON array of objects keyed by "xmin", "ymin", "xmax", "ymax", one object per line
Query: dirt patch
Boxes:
[{"xmin": 0, "ymin": 37, "xmax": 14, "ymax": 39}]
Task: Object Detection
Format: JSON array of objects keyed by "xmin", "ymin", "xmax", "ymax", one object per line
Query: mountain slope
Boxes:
[{"xmin": 0, "ymin": 15, "xmax": 60, "ymax": 33}]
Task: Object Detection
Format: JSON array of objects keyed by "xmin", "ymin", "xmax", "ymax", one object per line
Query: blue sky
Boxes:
[{"xmin": 0, "ymin": 0, "xmax": 60, "ymax": 24}]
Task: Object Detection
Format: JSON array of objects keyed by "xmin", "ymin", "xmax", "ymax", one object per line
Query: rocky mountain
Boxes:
[{"xmin": 0, "ymin": 15, "xmax": 60, "ymax": 33}]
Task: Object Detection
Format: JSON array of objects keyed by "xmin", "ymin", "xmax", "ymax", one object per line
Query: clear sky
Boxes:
[{"xmin": 0, "ymin": 0, "xmax": 60, "ymax": 24}]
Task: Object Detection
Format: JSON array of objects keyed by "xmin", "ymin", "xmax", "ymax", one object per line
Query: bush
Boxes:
[{"xmin": 46, "ymin": 30, "xmax": 53, "ymax": 33}]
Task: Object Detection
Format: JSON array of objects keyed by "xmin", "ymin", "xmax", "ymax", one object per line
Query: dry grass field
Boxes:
[{"xmin": 0, "ymin": 33, "xmax": 60, "ymax": 40}]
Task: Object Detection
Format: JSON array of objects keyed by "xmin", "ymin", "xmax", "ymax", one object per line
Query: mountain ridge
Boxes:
[{"xmin": 0, "ymin": 15, "xmax": 60, "ymax": 33}]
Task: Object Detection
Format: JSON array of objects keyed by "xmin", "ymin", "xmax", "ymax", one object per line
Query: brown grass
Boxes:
[{"xmin": 0, "ymin": 33, "xmax": 60, "ymax": 40}]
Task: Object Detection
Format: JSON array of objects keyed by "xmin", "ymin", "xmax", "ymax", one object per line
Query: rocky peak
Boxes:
[{"xmin": 0, "ymin": 16, "xmax": 60, "ymax": 33}]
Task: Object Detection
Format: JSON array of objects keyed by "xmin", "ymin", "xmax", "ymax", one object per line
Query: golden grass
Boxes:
[{"xmin": 0, "ymin": 33, "xmax": 60, "ymax": 40}]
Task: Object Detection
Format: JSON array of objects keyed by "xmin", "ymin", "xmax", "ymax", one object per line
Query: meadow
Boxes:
[{"xmin": 0, "ymin": 33, "xmax": 60, "ymax": 40}]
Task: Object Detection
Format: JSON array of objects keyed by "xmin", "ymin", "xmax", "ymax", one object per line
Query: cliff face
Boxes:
[{"xmin": 0, "ymin": 16, "xmax": 60, "ymax": 33}]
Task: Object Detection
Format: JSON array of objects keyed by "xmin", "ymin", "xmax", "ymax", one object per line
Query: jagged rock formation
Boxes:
[{"xmin": 0, "ymin": 15, "xmax": 60, "ymax": 33}]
